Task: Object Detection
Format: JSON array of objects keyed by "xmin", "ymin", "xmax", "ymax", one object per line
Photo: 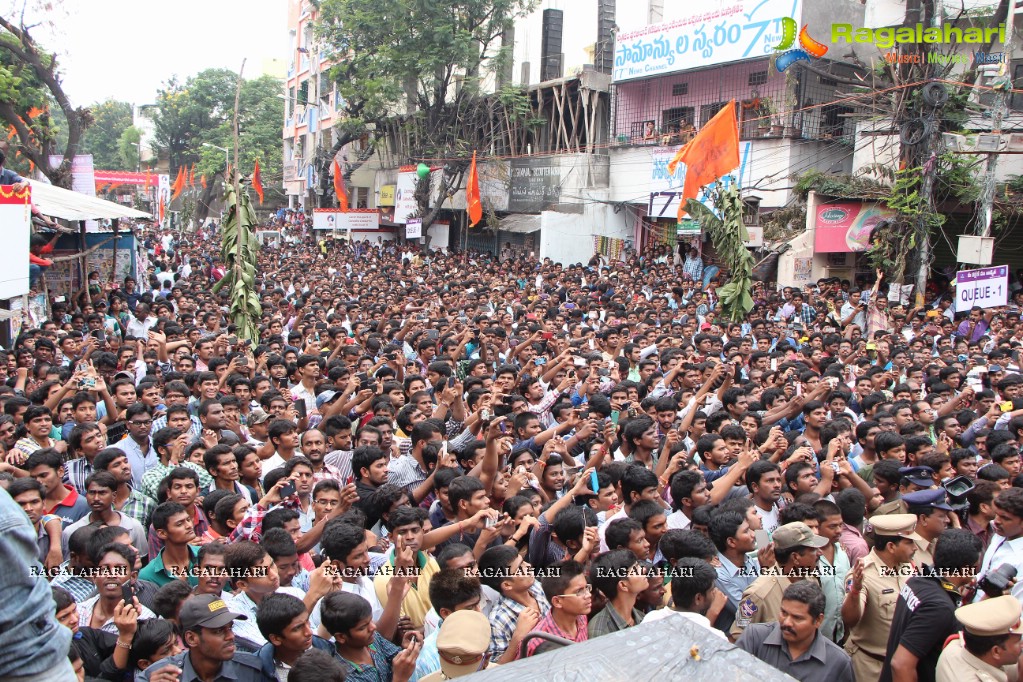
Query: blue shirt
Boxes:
[
  {"xmin": 0, "ymin": 487, "xmax": 73, "ymax": 676},
  {"xmin": 336, "ymin": 632, "xmax": 401, "ymax": 682}
]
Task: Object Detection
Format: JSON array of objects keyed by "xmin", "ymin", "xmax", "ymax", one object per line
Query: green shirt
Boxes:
[{"xmin": 138, "ymin": 544, "xmax": 199, "ymax": 587}]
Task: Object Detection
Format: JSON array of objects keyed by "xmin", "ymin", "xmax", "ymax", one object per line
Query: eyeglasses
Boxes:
[
  {"xmin": 129, "ymin": 420, "xmax": 153, "ymax": 427},
  {"xmin": 556, "ymin": 584, "xmax": 592, "ymax": 598}
]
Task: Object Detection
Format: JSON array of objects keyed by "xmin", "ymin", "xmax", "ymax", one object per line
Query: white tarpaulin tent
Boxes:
[{"xmin": 27, "ymin": 179, "xmax": 151, "ymax": 221}]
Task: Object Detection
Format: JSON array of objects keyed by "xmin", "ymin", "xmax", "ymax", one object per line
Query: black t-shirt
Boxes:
[{"xmin": 879, "ymin": 575, "xmax": 960, "ymax": 682}]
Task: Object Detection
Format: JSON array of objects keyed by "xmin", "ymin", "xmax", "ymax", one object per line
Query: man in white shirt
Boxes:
[
  {"xmin": 977, "ymin": 487, "xmax": 1023, "ymax": 605},
  {"xmin": 643, "ymin": 557, "xmax": 727, "ymax": 639}
]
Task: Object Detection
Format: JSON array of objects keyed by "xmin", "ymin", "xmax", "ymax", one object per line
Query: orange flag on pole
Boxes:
[
  {"xmin": 188, "ymin": 164, "xmax": 195, "ymax": 188},
  {"xmin": 171, "ymin": 166, "xmax": 185, "ymax": 200},
  {"xmin": 466, "ymin": 151, "xmax": 482, "ymax": 227},
  {"xmin": 252, "ymin": 159, "xmax": 264, "ymax": 204},
  {"xmin": 666, "ymin": 100, "xmax": 740, "ymax": 219},
  {"xmin": 333, "ymin": 160, "xmax": 348, "ymax": 211},
  {"xmin": 201, "ymin": 174, "xmax": 207, "ymax": 189}
]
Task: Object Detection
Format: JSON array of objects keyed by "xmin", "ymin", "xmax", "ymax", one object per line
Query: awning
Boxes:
[
  {"xmin": 27, "ymin": 179, "xmax": 152, "ymax": 221},
  {"xmin": 498, "ymin": 214, "xmax": 541, "ymax": 234}
]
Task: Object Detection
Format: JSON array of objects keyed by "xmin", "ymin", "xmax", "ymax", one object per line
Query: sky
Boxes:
[{"xmin": 18, "ymin": 0, "xmax": 286, "ymax": 106}]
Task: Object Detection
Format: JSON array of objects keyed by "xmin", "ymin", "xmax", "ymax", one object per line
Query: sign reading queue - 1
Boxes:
[{"xmin": 955, "ymin": 265, "xmax": 1008, "ymax": 312}]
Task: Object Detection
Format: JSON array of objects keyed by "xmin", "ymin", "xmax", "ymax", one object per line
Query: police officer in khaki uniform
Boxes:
[
  {"xmin": 903, "ymin": 487, "xmax": 955, "ymax": 568},
  {"xmin": 871, "ymin": 466, "xmax": 935, "ymax": 516},
  {"xmin": 843, "ymin": 514, "xmax": 917, "ymax": 682},
  {"xmin": 936, "ymin": 596, "xmax": 1023, "ymax": 682},
  {"xmin": 729, "ymin": 522, "xmax": 827, "ymax": 640},
  {"xmin": 421, "ymin": 611, "xmax": 500, "ymax": 681}
]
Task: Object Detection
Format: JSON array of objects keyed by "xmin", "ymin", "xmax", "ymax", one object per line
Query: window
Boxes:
[
  {"xmin": 297, "ymin": 81, "xmax": 309, "ymax": 106},
  {"xmin": 671, "ymin": 82, "xmax": 689, "ymax": 96},
  {"xmin": 699, "ymin": 101, "xmax": 732, "ymax": 127},
  {"xmin": 748, "ymin": 71, "xmax": 768, "ymax": 86},
  {"xmin": 319, "ymin": 73, "xmax": 331, "ymax": 102},
  {"xmin": 661, "ymin": 107, "xmax": 695, "ymax": 130},
  {"xmin": 1011, "ymin": 62, "xmax": 1023, "ymax": 111}
]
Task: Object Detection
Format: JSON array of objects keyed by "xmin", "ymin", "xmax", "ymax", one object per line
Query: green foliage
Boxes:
[
  {"xmin": 315, "ymin": 0, "xmax": 536, "ymax": 223},
  {"xmin": 865, "ymin": 166, "xmax": 944, "ymax": 282},
  {"xmin": 792, "ymin": 169, "xmax": 889, "ymax": 200},
  {"xmin": 79, "ymin": 100, "xmax": 133, "ymax": 169},
  {"xmin": 117, "ymin": 126, "xmax": 142, "ymax": 170},
  {"xmin": 213, "ymin": 183, "xmax": 261, "ymax": 342},
  {"xmin": 151, "ymin": 71, "xmax": 284, "ymax": 204},
  {"xmin": 684, "ymin": 183, "xmax": 754, "ymax": 323}
]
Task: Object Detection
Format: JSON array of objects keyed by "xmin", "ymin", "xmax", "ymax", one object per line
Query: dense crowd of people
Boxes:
[{"xmin": 2, "ymin": 222, "xmax": 1023, "ymax": 682}]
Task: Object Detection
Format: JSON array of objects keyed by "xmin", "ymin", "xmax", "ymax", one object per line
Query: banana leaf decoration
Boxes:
[
  {"xmin": 212, "ymin": 183, "xmax": 262, "ymax": 342},
  {"xmin": 684, "ymin": 183, "xmax": 755, "ymax": 323}
]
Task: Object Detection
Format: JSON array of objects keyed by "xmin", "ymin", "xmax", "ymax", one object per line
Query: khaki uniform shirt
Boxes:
[
  {"xmin": 844, "ymin": 550, "xmax": 914, "ymax": 681},
  {"xmin": 908, "ymin": 531, "xmax": 936, "ymax": 568},
  {"xmin": 937, "ymin": 636, "xmax": 1008, "ymax": 682},
  {"xmin": 872, "ymin": 498, "xmax": 908, "ymax": 517},
  {"xmin": 730, "ymin": 574, "xmax": 803, "ymax": 639}
]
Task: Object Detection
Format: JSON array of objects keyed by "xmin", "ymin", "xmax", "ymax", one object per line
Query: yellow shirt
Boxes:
[{"xmin": 373, "ymin": 550, "xmax": 439, "ymax": 628}]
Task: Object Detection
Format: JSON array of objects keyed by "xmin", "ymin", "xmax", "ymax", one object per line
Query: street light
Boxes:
[{"xmin": 202, "ymin": 143, "xmax": 230, "ymax": 176}]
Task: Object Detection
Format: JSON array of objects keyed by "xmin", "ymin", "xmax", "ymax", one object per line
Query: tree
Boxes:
[
  {"xmin": 150, "ymin": 70, "xmax": 284, "ymax": 222},
  {"xmin": 316, "ymin": 0, "xmax": 534, "ymax": 237},
  {"xmin": 117, "ymin": 126, "xmax": 141, "ymax": 170},
  {"xmin": 0, "ymin": 15, "xmax": 90, "ymax": 188},
  {"xmin": 79, "ymin": 100, "xmax": 133, "ymax": 169},
  {"xmin": 151, "ymin": 68, "xmax": 238, "ymax": 173}
]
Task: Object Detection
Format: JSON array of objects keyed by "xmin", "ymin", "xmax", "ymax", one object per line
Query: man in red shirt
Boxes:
[{"xmin": 528, "ymin": 560, "xmax": 591, "ymax": 656}]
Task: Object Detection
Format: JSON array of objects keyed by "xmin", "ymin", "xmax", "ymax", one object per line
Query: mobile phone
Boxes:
[
  {"xmin": 754, "ymin": 529, "xmax": 771, "ymax": 550},
  {"xmin": 92, "ymin": 329, "xmax": 105, "ymax": 343},
  {"xmin": 1001, "ymin": 401, "xmax": 1014, "ymax": 412},
  {"xmin": 294, "ymin": 400, "xmax": 307, "ymax": 419},
  {"xmin": 542, "ymin": 332, "xmax": 553, "ymax": 340},
  {"xmin": 280, "ymin": 482, "xmax": 296, "ymax": 499},
  {"xmin": 227, "ymin": 336, "xmax": 238, "ymax": 346},
  {"xmin": 484, "ymin": 515, "xmax": 497, "ymax": 529},
  {"xmin": 121, "ymin": 583, "xmax": 134, "ymax": 605},
  {"xmin": 590, "ymin": 470, "xmax": 600, "ymax": 494},
  {"xmin": 534, "ymin": 356, "xmax": 547, "ymax": 366},
  {"xmin": 345, "ymin": 474, "xmax": 354, "ymax": 486},
  {"xmin": 610, "ymin": 410, "xmax": 620, "ymax": 426},
  {"xmin": 448, "ymin": 376, "xmax": 456, "ymax": 388}
]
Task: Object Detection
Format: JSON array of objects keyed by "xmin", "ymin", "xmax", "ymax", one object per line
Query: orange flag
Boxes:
[
  {"xmin": 144, "ymin": 168, "xmax": 151, "ymax": 189},
  {"xmin": 333, "ymin": 160, "xmax": 348, "ymax": 211},
  {"xmin": 466, "ymin": 151, "xmax": 482, "ymax": 227},
  {"xmin": 252, "ymin": 159, "xmax": 265, "ymax": 204},
  {"xmin": 666, "ymin": 100, "xmax": 740, "ymax": 219},
  {"xmin": 201, "ymin": 174, "xmax": 207, "ymax": 189},
  {"xmin": 188, "ymin": 164, "xmax": 196, "ymax": 188},
  {"xmin": 171, "ymin": 166, "xmax": 185, "ymax": 200}
]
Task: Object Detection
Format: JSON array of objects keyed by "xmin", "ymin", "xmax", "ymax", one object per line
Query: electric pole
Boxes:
[{"xmin": 978, "ymin": 0, "xmax": 1019, "ymax": 237}]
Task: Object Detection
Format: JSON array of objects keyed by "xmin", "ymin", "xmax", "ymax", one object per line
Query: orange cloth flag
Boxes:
[
  {"xmin": 171, "ymin": 166, "xmax": 185, "ymax": 200},
  {"xmin": 666, "ymin": 100, "xmax": 740, "ymax": 219},
  {"xmin": 252, "ymin": 159, "xmax": 264, "ymax": 204},
  {"xmin": 188, "ymin": 164, "xmax": 195, "ymax": 188},
  {"xmin": 201, "ymin": 174, "xmax": 207, "ymax": 189},
  {"xmin": 333, "ymin": 160, "xmax": 348, "ymax": 211},
  {"xmin": 144, "ymin": 168, "xmax": 151, "ymax": 189},
  {"xmin": 466, "ymin": 151, "xmax": 482, "ymax": 227}
]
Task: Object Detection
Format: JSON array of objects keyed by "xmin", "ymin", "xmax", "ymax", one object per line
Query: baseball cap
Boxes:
[
  {"xmin": 315, "ymin": 390, "xmax": 341, "ymax": 410},
  {"xmin": 179, "ymin": 594, "xmax": 247, "ymax": 632},
  {"xmin": 772, "ymin": 522, "xmax": 828, "ymax": 551},
  {"xmin": 436, "ymin": 611, "xmax": 493, "ymax": 678},
  {"xmin": 898, "ymin": 466, "xmax": 936, "ymax": 488},
  {"xmin": 248, "ymin": 408, "xmax": 272, "ymax": 425}
]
